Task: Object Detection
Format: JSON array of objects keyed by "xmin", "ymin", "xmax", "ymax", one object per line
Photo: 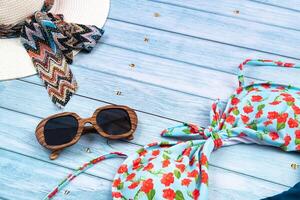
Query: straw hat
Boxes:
[{"xmin": 0, "ymin": 0, "xmax": 110, "ymax": 81}]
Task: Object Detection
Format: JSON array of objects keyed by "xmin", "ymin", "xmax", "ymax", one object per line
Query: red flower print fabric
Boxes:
[
  {"xmin": 44, "ymin": 59, "xmax": 300, "ymax": 200},
  {"xmin": 112, "ymin": 59, "xmax": 300, "ymax": 200}
]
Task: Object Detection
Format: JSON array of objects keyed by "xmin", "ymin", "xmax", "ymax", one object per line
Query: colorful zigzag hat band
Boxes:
[
  {"xmin": 20, "ymin": 11, "xmax": 103, "ymax": 107},
  {"xmin": 0, "ymin": 0, "xmax": 54, "ymax": 38},
  {"xmin": 1, "ymin": 0, "xmax": 103, "ymax": 107}
]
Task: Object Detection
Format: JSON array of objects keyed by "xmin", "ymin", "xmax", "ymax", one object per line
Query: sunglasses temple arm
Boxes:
[{"xmin": 50, "ymin": 149, "xmax": 62, "ymax": 160}]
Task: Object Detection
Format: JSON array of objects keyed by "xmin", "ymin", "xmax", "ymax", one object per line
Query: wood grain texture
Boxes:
[
  {"xmin": 23, "ymin": 48, "xmax": 300, "ymax": 123},
  {"xmin": 0, "ymin": 80, "xmax": 299, "ymax": 188},
  {"xmin": 251, "ymin": 0, "xmax": 300, "ymax": 12},
  {"xmin": 108, "ymin": 0, "xmax": 300, "ymax": 58},
  {"xmin": 99, "ymin": 20, "xmax": 300, "ymax": 75},
  {"xmin": 0, "ymin": 0, "xmax": 299, "ymax": 199},
  {"xmin": 35, "ymin": 105, "xmax": 137, "ymax": 160},
  {"xmin": 150, "ymin": 0, "xmax": 300, "ymax": 30},
  {"xmin": 72, "ymin": 44, "xmax": 300, "ymax": 98},
  {"xmin": 0, "ymin": 110, "xmax": 291, "ymax": 200},
  {"xmin": 0, "ymin": 148, "xmax": 288, "ymax": 200},
  {"xmin": 0, "ymin": 149, "xmax": 114, "ymax": 200},
  {"xmin": 23, "ymin": 65, "xmax": 215, "ymax": 123}
]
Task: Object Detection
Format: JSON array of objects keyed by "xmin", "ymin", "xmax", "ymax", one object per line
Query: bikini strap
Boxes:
[
  {"xmin": 43, "ymin": 152, "xmax": 127, "ymax": 200},
  {"xmin": 237, "ymin": 59, "xmax": 300, "ymax": 87}
]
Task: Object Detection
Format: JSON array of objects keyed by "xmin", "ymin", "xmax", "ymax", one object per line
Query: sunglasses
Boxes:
[{"xmin": 36, "ymin": 105, "xmax": 138, "ymax": 160}]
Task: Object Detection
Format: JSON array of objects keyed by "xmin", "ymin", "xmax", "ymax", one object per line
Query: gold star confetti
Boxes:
[
  {"xmin": 233, "ymin": 10, "xmax": 240, "ymax": 14},
  {"xmin": 144, "ymin": 37, "xmax": 149, "ymax": 42},
  {"xmin": 129, "ymin": 63, "xmax": 136, "ymax": 68},
  {"xmin": 115, "ymin": 91, "xmax": 122, "ymax": 96},
  {"xmin": 291, "ymin": 163, "xmax": 299, "ymax": 170},
  {"xmin": 85, "ymin": 147, "xmax": 91, "ymax": 153},
  {"xmin": 154, "ymin": 12, "xmax": 160, "ymax": 17},
  {"xmin": 64, "ymin": 190, "xmax": 70, "ymax": 195}
]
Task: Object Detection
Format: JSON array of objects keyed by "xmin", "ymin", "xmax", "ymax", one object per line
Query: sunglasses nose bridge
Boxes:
[
  {"xmin": 80, "ymin": 117, "xmax": 97, "ymax": 135},
  {"xmin": 81, "ymin": 117, "xmax": 94, "ymax": 125}
]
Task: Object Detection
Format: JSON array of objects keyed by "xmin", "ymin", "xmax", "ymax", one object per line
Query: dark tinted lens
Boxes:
[
  {"xmin": 44, "ymin": 115, "xmax": 78, "ymax": 146},
  {"xmin": 96, "ymin": 108, "xmax": 132, "ymax": 135}
]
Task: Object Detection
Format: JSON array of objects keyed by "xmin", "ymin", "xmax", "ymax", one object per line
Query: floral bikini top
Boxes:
[{"xmin": 44, "ymin": 59, "xmax": 300, "ymax": 200}]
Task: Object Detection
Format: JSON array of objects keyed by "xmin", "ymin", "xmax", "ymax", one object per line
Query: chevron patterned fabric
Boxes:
[
  {"xmin": 0, "ymin": 0, "xmax": 54, "ymax": 38},
  {"xmin": 20, "ymin": 11, "xmax": 103, "ymax": 108}
]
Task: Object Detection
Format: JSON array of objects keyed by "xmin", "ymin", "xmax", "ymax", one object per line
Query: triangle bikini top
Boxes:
[{"xmin": 44, "ymin": 59, "xmax": 300, "ymax": 200}]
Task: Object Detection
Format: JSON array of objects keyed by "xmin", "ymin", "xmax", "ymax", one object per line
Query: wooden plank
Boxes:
[
  {"xmin": 1, "ymin": 80, "xmax": 299, "ymax": 187},
  {"xmin": 1, "ymin": 106, "xmax": 292, "ymax": 199},
  {"xmin": 0, "ymin": 149, "xmax": 113, "ymax": 200},
  {"xmin": 0, "ymin": 110, "xmax": 132, "ymax": 181},
  {"xmin": 108, "ymin": 0, "xmax": 300, "ymax": 58},
  {"xmin": 150, "ymin": 0, "xmax": 300, "ymax": 30},
  {"xmin": 251, "ymin": 0, "xmax": 300, "ymax": 12},
  {"xmin": 23, "ymin": 47, "xmax": 300, "ymax": 123},
  {"xmin": 68, "ymin": 44, "xmax": 241, "ymax": 101},
  {"xmin": 100, "ymin": 20, "xmax": 299, "ymax": 72},
  {"xmin": 0, "ymin": 0, "xmax": 298, "ymax": 199},
  {"xmin": 94, "ymin": 21, "xmax": 300, "ymax": 88},
  {"xmin": 72, "ymin": 44, "xmax": 300, "ymax": 97},
  {"xmin": 22, "ymin": 66, "xmax": 214, "ymax": 124},
  {"xmin": 0, "ymin": 148, "xmax": 287, "ymax": 200}
]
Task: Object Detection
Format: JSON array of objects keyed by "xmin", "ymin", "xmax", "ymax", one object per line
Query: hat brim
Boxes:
[{"xmin": 0, "ymin": 0, "xmax": 110, "ymax": 81}]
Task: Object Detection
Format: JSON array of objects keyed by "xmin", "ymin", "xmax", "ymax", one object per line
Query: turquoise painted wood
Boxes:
[
  {"xmin": 108, "ymin": 0, "xmax": 300, "ymax": 58},
  {"xmin": 1, "ymin": 81, "xmax": 299, "ymax": 187},
  {"xmin": 251, "ymin": 0, "xmax": 300, "ymax": 12},
  {"xmin": 150, "ymin": 0, "xmax": 300, "ymax": 30},
  {"xmin": 101, "ymin": 20, "xmax": 299, "ymax": 74},
  {"xmin": 0, "ymin": 148, "xmax": 287, "ymax": 200},
  {"xmin": 0, "ymin": 0, "xmax": 299, "ymax": 199}
]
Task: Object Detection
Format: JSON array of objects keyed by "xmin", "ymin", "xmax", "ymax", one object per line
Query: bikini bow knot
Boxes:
[
  {"xmin": 45, "ymin": 59, "xmax": 300, "ymax": 200},
  {"xmin": 198, "ymin": 99, "xmax": 229, "ymax": 149},
  {"xmin": 203, "ymin": 128, "xmax": 224, "ymax": 149}
]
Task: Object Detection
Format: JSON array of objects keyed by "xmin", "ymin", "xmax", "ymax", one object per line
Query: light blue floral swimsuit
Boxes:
[{"xmin": 45, "ymin": 59, "xmax": 300, "ymax": 200}]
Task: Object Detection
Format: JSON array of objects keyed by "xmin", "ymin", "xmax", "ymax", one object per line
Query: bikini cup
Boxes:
[{"xmin": 111, "ymin": 59, "xmax": 300, "ymax": 200}]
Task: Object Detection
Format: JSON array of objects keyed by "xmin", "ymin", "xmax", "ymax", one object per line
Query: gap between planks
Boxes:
[
  {"xmin": 107, "ymin": 18, "xmax": 300, "ymax": 61},
  {"xmin": 249, "ymin": 0, "xmax": 300, "ymax": 13},
  {"xmin": 0, "ymin": 146, "xmax": 113, "ymax": 183},
  {"xmin": 0, "ymin": 106, "xmax": 290, "ymax": 188},
  {"xmin": 148, "ymin": 0, "xmax": 300, "ymax": 32},
  {"xmin": 14, "ymin": 79, "xmax": 184, "ymax": 123}
]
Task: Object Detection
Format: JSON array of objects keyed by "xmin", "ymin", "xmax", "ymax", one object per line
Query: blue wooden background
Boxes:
[{"xmin": 1, "ymin": 0, "xmax": 300, "ymax": 199}]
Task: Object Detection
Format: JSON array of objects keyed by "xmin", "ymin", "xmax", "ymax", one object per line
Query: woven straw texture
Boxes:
[
  {"xmin": 0, "ymin": 0, "xmax": 44, "ymax": 25},
  {"xmin": 0, "ymin": 0, "xmax": 110, "ymax": 81}
]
